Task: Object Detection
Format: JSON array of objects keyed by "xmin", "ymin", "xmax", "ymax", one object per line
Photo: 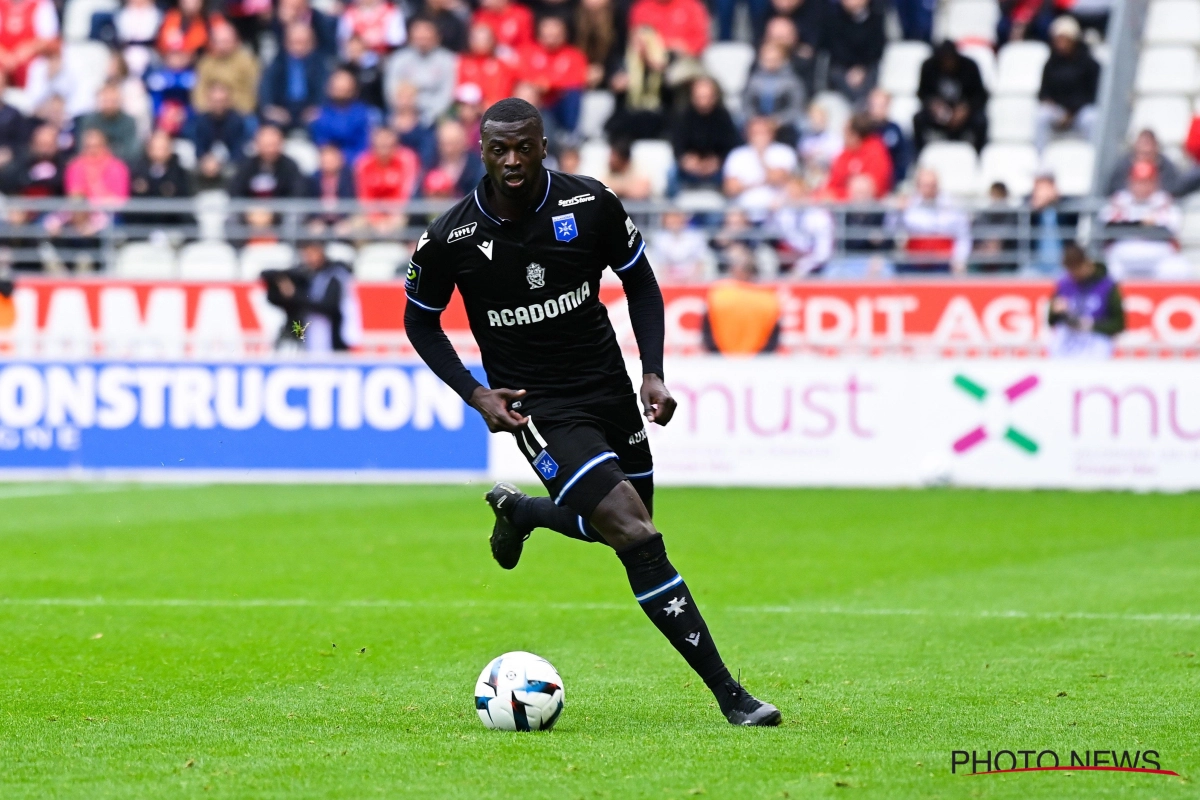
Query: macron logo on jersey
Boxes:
[
  {"xmin": 487, "ymin": 281, "xmax": 591, "ymax": 327},
  {"xmin": 447, "ymin": 222, "xmax": 477, "ymax": 243}
]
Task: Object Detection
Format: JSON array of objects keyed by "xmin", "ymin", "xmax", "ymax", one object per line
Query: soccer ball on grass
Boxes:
[{"xmin": 474, "ymin": 651, "xmax": 564, "ymax": 731}]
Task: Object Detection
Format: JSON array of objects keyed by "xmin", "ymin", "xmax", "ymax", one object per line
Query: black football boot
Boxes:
[{"xmin": 484, "ymin": 482, "xmax": 532, "ymax": 570}]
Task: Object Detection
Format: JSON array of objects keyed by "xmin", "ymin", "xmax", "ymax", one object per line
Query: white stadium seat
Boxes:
[
  {"xmin": 239, "ymin": 243, "xmax": 295, "ymax": 279},
  {"xmin": 941, "ymin": 0, "xmax": 999, "ymax": 44},
  {"xmin": 356, "ymin": 242, "xmax": 407, "ymax": 281},
  {"xmin": 1129, "ymin": 95, "xmax": 1192, "ymax": 145},
  {"xmin": 960, "ymin": 43, "xmax": 997, "ymax": 92},
  {"xmin": 888, "ymin": 94, "xmax": 921, "ymax": 134},
  {"xmin": 194, "ymin": 190, "xmax": 229, "ymax": 240},
  {"xmin": 62, "ymin": 0, "xmax": 118, "ymax": 41},
  {"xmin": 62, "ymin": 42, "xmax": 112, "ymax": 109},
  {"xmin": 114, "ymin": 242, "xmax": 177, "ymax": 279},
  {"xmin": 578, "ymin": 91, "xmax": 615, "ymax": 141},
  {"xmin": 979, "ymin": 143, "xmax": 1039, "ymax": 197},
  {"xmin": 994, "ymin": 41, "xmax": 1050, "ymax": 95},
  {"xmin": 702, "ymin": 42, "xmax": 756, "ymax": 106},
  {"xmin": 813, "ymin": 91, "xmax": 852, "ymax": 138},
  {"xmin": 3, "ymin": 88, "xmax": 34, "ymax": 114},
  {"xmin": 630, "ymin": 139, "xmax": 674, "ymax": 198},
  {"xmin": 918, "ymin": 141, "xmax": 980, "ymax": 198},
  {"xmin": 1042, "ymin": 140, "xmax": 1095, "ymax": 196},
  {"xmin": 326, "ymin": 241, "xmax": 357, "ymax": 265},
  {"xmin": 1135, "ymin": 46, "xmax": 1198, "ymax": 94},
  {"xmin": 1144, "ymin": 0, "xmax": 1200, "ymax": 45},
  {"xmin": 879, "ymin": 41, "xmax": 931, "ymax": 96},
  {"xmin": 577, "ymin": 140, "xmax": 610, "ymax": 180},
  {"xmin": 283, "ymin": 137, "xmax": 319, "ymax": 175},
  {"xmin": 173, "ymin": 138, "xmax": 196, "ymax": 171},
  {"xmin": 178, "ymin": 241, "xmax": 239, "ymax": 280},
  {"xmin": 987, "ymin": 95, "xmax": 1037, "ymax": 143}
]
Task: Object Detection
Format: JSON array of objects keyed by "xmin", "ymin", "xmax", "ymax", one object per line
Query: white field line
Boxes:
[
  {"xmin": 0, "ymin": 484, "xmax": 193, "ymax": 500},
  {"xmin": 0, "ymin": 597, "xmax": 1197, "ymax": 623}
]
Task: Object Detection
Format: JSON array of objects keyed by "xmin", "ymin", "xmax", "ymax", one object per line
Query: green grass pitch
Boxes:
[{"xmin": 0, "ymin": 484, "xmax": 1197, "ymax": 799}]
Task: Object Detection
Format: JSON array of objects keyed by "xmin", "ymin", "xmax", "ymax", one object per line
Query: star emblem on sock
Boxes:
[{"xmin": 663, "ymin": 596, "xmax": 688, "ymax": 617}]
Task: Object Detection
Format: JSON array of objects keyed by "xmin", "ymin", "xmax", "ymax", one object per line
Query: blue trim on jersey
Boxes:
[
  {"xmin": 576, "ymin": 515, "xmax": 593, "ymax": 540},
  {"xmin": 624, "ymin": 469, "xmax": 654, "ymax": 479},
  {"xmin": 535, "ymin": 172, "xmax": 553, "ymax": 212},
  {"xmin": 405, "ymin": 293, "xmax": 446, "ymax": 312},
  {"xmin": 635, "ymin": 574, "xmax": 683, "ymax": 604},
  {"xmin": 473, "ymin": 188, "xmax": 502, "ymax": 225},
  {"xmin": 553, "ymin": 451, "xmax": 618, "ymax": 505},
  {"xmin": 614, "ymin": 240, "xmax": 647, "ymax": 272}
]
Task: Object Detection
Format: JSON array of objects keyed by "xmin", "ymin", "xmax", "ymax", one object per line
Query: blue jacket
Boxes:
[
  {"xmin": 187, "ymin": 109, "xmax": 255, "ymax": 161},
  {"xmin": 308, "ymin": 101, "xmax": 378, "ymax": 163},
  {"xmin": 259, "ymin": 52, "xmax": 328, "ymax": 120}
]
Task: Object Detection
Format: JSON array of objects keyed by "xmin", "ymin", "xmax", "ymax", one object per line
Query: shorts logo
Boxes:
[
  {"xmin": 628, "ymin": 428, "xmax": 647, "ymax": 445},
  {"xmin": 447, "ymin": 222, "xmax": 477, "ymax": 243},
  {"xmin": 404, "ymin": 262, "xmax": 421, "ymax": 292},
  {"xmin": 552, "ymin": 213, "xmax": 578, "ymax": 242},
  {"xmin": 533, "ymin": 449, "xmax": 559, "ymax": 479},
  {"xmin": 526, "ymin": 262, "xmax": 545, "ymax": 289},
  {"xmin": 558, "ymin": 193, "xmax": 594, "ymax": 207}
]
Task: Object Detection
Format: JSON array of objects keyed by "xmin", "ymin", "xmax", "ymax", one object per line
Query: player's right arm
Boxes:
[{"xmin": 402, "ymin": 231, "xmax": 529, "ymax": 433}]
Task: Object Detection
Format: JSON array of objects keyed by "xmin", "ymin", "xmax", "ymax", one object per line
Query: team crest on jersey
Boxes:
[
  {"xmin": 526, "ymin": 262, "xmax": 545, "ymax": 289},
  {"xmin": 447, "ymin": 222, "xmax": 477, "ymax": 243},
  {"xmin": 551, "ymin": 213, "xmax": 578, "ymax": 242},
  {"xmin": 533, "ymin": 449, "xmax": 559, "ymax": 479}
]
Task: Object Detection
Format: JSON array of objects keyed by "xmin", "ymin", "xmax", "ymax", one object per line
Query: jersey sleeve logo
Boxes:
[
  {"xmin": 551, "ymin": 213, "xmax": 578, "ymax": 242},
  {"xmin": 447, "ymin": 222, "xmax": 477, "ymax": 243},
  {"xmin": 405, "ymin": 262, "xmax": 421, "ymax": 292},
  {"xmin": 526, "ymin": 262, "xmax": 545, "ymax": 289}
]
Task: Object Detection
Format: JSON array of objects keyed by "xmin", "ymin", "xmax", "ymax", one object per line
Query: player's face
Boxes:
[{"xmin": 481, "ymin": 119, "xmax": 547, "ymax": 199}]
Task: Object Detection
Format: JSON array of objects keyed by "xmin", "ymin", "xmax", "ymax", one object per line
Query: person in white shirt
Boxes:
[
  {"xmin": 723, "ymin": 115, "xmax": 798, "ymax": 221},
  {"xmin": 649, "ymin": 210, "xmax": 711, "ymax": 282},
  {"xmin": 896, "ymin": 167, "xmax": 971, "ymax": 274},
  {"xmin": 1099, "ymin": 160, "xmax": 1187, "ymax": 280},
  {"xmin": 770, "ymin": 176, "xmax": 833, "ymax": 277}
]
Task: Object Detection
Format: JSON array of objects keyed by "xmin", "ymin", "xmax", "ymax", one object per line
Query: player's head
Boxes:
[{"xmin": 480, "ymin": 98, "xmax": 547, "ymax": 199}]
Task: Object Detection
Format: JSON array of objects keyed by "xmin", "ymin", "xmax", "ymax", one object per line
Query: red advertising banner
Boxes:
[{"xmin": 2, "ymin": 278, "xmax": 1198, "ymax": 358}]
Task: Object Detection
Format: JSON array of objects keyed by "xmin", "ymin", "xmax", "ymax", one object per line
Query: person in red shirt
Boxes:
[
  {"xmin": 0, "ymin": 0, "xmax": 58, "ymax": 87},
  {"xmin": 457, "ymin": 22, "xmax": 516, "ymax": 109},
  {"xmin": 628, "ymin": 0, "xmax": 710, "ymax": 59},
  {"xmin": 157, "ymin": 0, "xmax": 227, "ymax": 56},
  {"xmin": 822, "ymin": 112, "xmax": 892, "ymax": 200},
  {"xmin": 354, "ymin": 125, "xmax": 420, "ymax": 232},
  {"xmin": 517, "ymin": 17, "xmax": 588, "ymax": 131},
  {"xmin": 471, "ymin": 0, "xmax": 533, "ymax": 57}
]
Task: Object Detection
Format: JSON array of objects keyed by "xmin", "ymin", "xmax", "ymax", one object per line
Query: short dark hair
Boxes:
[
  {"xmin": 1062, "ymin": 241, "xmax": 1088, "ymax": 268},
  {"xmin": 480, "ymin": 98, "xmax": 543, "ymax": 136}
]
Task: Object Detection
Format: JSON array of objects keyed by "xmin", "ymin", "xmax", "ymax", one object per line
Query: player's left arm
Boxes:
[{"xmin": 598, "ymin": 187, "xmax": 676, "ymax": 426}]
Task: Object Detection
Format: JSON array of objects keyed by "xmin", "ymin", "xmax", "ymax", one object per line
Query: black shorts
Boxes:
[{"xmin": 512, "ymin": 395, "xmax": 653, "ymax": 518}]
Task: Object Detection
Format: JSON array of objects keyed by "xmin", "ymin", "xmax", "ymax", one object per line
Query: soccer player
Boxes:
[{"xmin": 403, "ymin": 98, "xmax": 780, "ymax": 726}]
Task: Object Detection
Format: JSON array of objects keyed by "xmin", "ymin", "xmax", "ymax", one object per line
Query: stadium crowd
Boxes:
[{"xmin": 0, "ymin": 0, "xmax": 1198, "ymax": 279}]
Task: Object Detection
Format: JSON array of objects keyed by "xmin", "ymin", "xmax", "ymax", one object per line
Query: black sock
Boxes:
[
  {"xmin": 616, "ymin": 533, "xmax": 731, "ymax": 694},
  {"xmin": 511, "ymin": 495, "xmax": 601, "ymax": 543}
]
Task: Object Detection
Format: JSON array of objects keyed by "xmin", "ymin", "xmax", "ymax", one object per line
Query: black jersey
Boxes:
[{"xmin": 405, "ymin": 170, "xmax": 647, "ymax": 410}]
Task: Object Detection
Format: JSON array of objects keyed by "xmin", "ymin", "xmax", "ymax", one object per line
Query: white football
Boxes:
[{"xmin": 474, "ymin": 651, "xmax": 565, "ymax": 731}]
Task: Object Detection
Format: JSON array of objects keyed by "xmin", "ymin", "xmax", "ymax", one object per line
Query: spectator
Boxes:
[
  {"xmin": 1026, "ymin": 172, "xmax": 1078, "ymax": 274},
  {"xmin": 1099, "ymin": 160, "xmax": 1185, "ymax": 280},
  {"xmin": 338, "ymin": 0, "xmax": 406, "ymax": 57},
  {"xmin": 262, "ymin": 238, "xmax": 361, "ymax": 352},
  {"xmin": 420, "ymin": 118, "xmax": 484, "ymax": 198},
  {"xmin": 771, "ymin": 176, "xmax": 833, "ymax": 277},
  {"xmin": 306, "ymin": 143, "xmax": 355, "ymax": 234},
  {"xmin": 391, "ymin": 81, "xmax": 438, "ymax": 168},
  {"xmin": 458, "ymin": 23, "xmax": 517, "ymax": 109},
  {"xmin": 702, "ymin": 254, "xmax": 781, "ymax": 354},
  {"xmin": 1179, "ymin": 114, "xmax": 1200, "ymax": 197},
  {"xmin": 106, "ymin": 51, "xmax": 154, "ymax": 140},
  {"xmin": 77, "ymin": 83, "xmax": 142, "ymax": 165},
  {"xmin": 1048, "ymin": 242, "xmax": 1125, "ymax": 358},
  {"xmin": 1105, "ymin": 130, "xmax": 1180, "ymax": 196},
  {"xmin": 273, "ymin": 0, "xmax": 339, "ymax": 62},
  {"xmin": 0, "ymin": 71, "xmax": 33, "ymax": 169},
  {"xmin": 557, "ymin": 145, "xmax": 581, "ymax": 174},
  {"xmin": 599, "ymin": 139, "xmax": 653, "ymax": 200},
  {"xmin": 897, "ymin": 167, "xmax": 970, "ymax": 273},
  {"xmin": 193, "ymin": 21, "xmax": 260, "ymax": 116},
  {"xmin": 829, "ymin": 172, "xmax": 894, "ymax": 277},
  {"xmin": 628, "ymin": 0, "xmax": 711, "ymax": 60},
  {"xmin": 425, "ymin": 0, "xmax": 469, "ymax": 53},
  {"xmin": 309, "ymin": 69, "xmax": 376, "ymax": 163},
  {"xmin": 972, "ymin": 181, "xmax": 1019, "ymax": 272},
  {"xmin": 672, "ymin": 76, "xmax": 740, "ymax": 190},
  {"xmin": 723, "ymin": 115, "xmax": 797, "ymax": 219},
  {"xmin": 761, "ymin": 17, "xmax": 813, "ymax": 96},
  {"xmin": 384, "ymin": 17, "xmax": 458, "ymax": 127},
  {"xmin": 1034, "ymin": 16, "xmax": 1099, "ymax": 152},
  {"xmin": 767, "ymin": 0, "xmax": 822, "ymax": 90},
  {"xmin": 0, "ymin": 0, "xmax": 58, "ymax": 88},
  {"xmin": 129, "ymin": 129, "xmax": 194, "ymax": 227},
  {"xmin": 64, "ymin": 128, "xmax": 130, "ymax": 201},
  {"xmin": 188, "ymin": 81, "xmax": 253, "ymax": 162},
  {"xmin": 341, "ymin": 34, "xmax": 387, "ymax": 111},
  {"xmin": 797, "ymin": 102, "xmax": 843, "ymax": 173},
  {"xmin": 819, "ymin": 0, "xmax": 885, "ymax": 104},
  {"xmin": 230, "ymin": 123, "xmax": 306, "ymax": 200},
  {"xmin": 893, "ymin": 0, "xmax": 934, "ymax": 42},
  {"xmin": 603, "ymin": 24, "xmax": 669, "ymax": 143},
  {"xmin": 353, "ymin": 125, "xmax": 419, "ymax": 233},
  {"xmin": 114, "ymin": 0, "xmax": 162, "ymax": 77},
  {"xmin": 743, "ymin": 42, "xmax": 806, "ymax": 139},
  {"xmin": 157, "ymin": 0, "xmax": 225, "ymax": 57},
  {"xmin": 144, "ymin": 45, "xmax": 198, "ymax": 134},
  {"xmin": 648, "ymin": 210, "xmax": 710, "ymax": 282},
  {"xmin": 576, "ymin": 0, "xmax": 624, "ymax": 89},
  {"xmin": 715, "ymin": 0, "xmax": 770, "ymax": 45},
  {"xmin": 519, "ymin": 17, "xmax": 589, "ymax": 133},
  {"xmin": 866, "ymin": 88, "xmax": 910, "ymax": 182},
  {"xmin": 998, "ymin": 0, "xmax": 1055, "ymax": 43},
  {"xmin": 913, "ymin": 41, "xmax": 988, "ymax": 154},
  {"xmin": 823, "ymin": 111, "xmax": 892, "ymax": 200},
  {"xmin": 472, "ymin": 0, "xmax": 534, "ymax": 54},
  {"xmin": 710, "ymin": 208, "xmax": 758, "ymax": 271},
  {"xmin": 0, "ymin": 122, "xmax": 63, "ymax": 198},
  {"xmin": 260, "ymin": 23, "xmax": 328, "ymax": 131},
  {"xmin": 24, "ymin": 50, "xmax": 92, "ymax": 121}
]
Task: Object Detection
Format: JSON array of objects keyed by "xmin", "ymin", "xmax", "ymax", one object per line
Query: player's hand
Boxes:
[
  {"xmin": 640, "ymin": 374, "xmax": 676, "ymax": 427},
  {"xmin": 469, "ymin": 387, "xmax": 529, "ymax": 433}
]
